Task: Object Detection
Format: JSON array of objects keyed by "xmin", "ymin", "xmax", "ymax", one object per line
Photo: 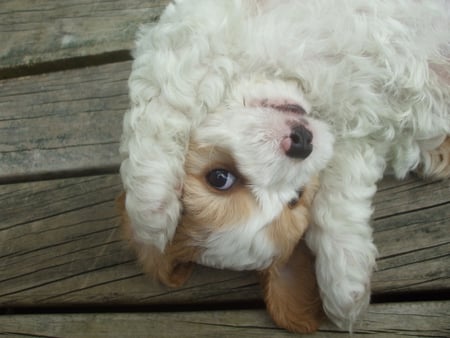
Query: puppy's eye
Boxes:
[{"xmin": 206, "ymin": 169, "xmax": 237, "ymax": 190}]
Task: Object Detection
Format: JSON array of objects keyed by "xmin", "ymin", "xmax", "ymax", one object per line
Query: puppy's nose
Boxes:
[{"xmin": 285, "ymin": 125, "xmax": 313, "ymax": 159}]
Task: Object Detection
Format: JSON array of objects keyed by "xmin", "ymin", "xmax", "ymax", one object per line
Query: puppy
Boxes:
[
  {"xmin": 119, "ymin": 80, "xmax": 333, "ymax": 332},
  {"xmin": 120, "ymin": 0, "xmax": 450, "ymax": 331}
]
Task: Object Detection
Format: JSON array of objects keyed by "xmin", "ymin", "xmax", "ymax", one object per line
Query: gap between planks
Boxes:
[
  {"xmin": 0, "ymin": 0, "xmax": 170, "ymax": 76},
  {"xmin": 0, "ymin": 50, "xmax": 131, "ymax": 80},
  {"xmin": 0, "ymin": 301, "xmax": 449, "ymax": 338}
]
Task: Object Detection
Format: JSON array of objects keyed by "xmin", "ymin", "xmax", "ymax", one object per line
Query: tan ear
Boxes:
[
  {"xmin": 260, "ymin": 241, "xmax": 324, "ymax": 333},
  {"xmin": 134, "ymin": 243, "xmax": 195, "ymax": 289},
  {"xmin": 116, "ymin": 192, "xmax": 194, "ymax": 288}
]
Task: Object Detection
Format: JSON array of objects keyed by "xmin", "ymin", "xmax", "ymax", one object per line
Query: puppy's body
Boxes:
[{"xmin": 120, "ymin": 0, "xmax": 450, "ymax": 331}]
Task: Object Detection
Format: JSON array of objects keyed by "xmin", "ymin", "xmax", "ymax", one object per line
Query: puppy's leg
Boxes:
[
  {"xmin": 306, "ymin": 142, "xmax": 385, "ymax": 329},
  {"xmin": 418, "ymin": 136, "xmax": 450, "ymax": 179},
  {"xmin": 261, "ymin": 241, "xmax": 324, "ymax": 333}
]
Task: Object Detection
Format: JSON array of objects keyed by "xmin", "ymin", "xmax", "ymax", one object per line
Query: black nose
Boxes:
[{"xmin": 286, "ymin": 125, "xmax": 313, "ymax": 159}]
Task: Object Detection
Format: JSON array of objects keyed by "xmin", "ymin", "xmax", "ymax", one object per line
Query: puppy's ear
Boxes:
[
  {"xmin": 117, "ymin": 192, "xmax": 194, "ymax": 288},
  {"xmin": 260, "ymin": 241, "xmax": 324, "ymax": 333},
  {"xmin": 120, "ymin": 3, "xmax": 231, "ymax": 255},
  {"xmin": 130, "ymin": 241, "xmax": 195, "ymax": 289}
]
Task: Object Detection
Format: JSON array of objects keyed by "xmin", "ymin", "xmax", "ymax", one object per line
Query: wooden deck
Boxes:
[{"xmin": 0, "ymin": 1, "xmax": 449, "ymax": 337}]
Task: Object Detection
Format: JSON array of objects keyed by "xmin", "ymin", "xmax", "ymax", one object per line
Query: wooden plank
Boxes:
[
  {"xmin": 0, "ymin": 175, "xmax": 260, "ymax": 307},
  {"xmin": 373, "ymin": 204, "xmax": 449, "ymax": 293},
  {"xmin": 0, "ymin": 0, "xmax": 169, "ymax": 71},
  {"xmin": 372, "ymin": 176, "xmax": 450, "ymax": 293},
  {"xmin": 0, "ymin": 301, "xmax": 449, "ymax": 337},
  {"xmin": 0, "ymin": 61, "xmax": 130, "ymax": 181},
  {"xmin": 0, "ymin": 174, "xmax": 448, "ymax": 307},
  {"xmin": 375, "ymin": 175, "xmax": 450, "ymax": 218}
]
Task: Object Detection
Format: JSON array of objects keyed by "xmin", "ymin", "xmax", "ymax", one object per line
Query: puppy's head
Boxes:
[
  {"xmin": 178, "ymin": 79, "xmax": 334, "ymax": 272},
  {"xmin": 122, "ymin": 79, "xmax": 333, "ymax": 275},
  {"xmin": 122, "ymin": 79, "xmax": 334, "ymax": 270},
  {"xmin": 120, "ymin": 79, "xmax": 332, "ymax": 332}
]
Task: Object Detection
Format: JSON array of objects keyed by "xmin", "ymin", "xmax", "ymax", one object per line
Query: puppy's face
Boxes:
[
  {"xmin": 177, "ymin": 80, "xmax": 334, "ymax": 271},
  {"xmin": 120, "ymin": 80, "xmax": 331, "ymax": 331}
]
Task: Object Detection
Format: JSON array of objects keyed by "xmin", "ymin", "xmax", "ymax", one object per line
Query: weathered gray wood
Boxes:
[
  {"xmin": 0, "ymin": 61, "xmax": 130, "ymax": 181},
  {"xmin": 375, "ymin": 175, "xmax": 450, "ymax": 218},
  {"xmin": 0, "ymin": 174, "xmax": 448, "ymax": 307},
  {"xmin": 0, "ymin": 0, "xmax": 169, "ymax": 71},
  {"xmin": 373, "ymin": 204, "xmax": 449, "ymax": 293},
  {"xmin": 0, "ymin": 174, "xmax": 260, "ymax": 307},
  {"xmin": 0, "ymin": 301, "xmax": 448, "ymax": 337},
  {"xmin": 372, "ymin": 176, "xmax": 450, "ymax": 293}
]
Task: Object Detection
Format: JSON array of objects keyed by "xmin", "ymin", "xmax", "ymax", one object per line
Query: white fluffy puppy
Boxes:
[{"xmin": 120, "ymin": 0, "xmax": 450, "ymax": 330}]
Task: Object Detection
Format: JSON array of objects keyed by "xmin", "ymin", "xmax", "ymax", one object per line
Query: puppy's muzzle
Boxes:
[{"xmin": 285, "ymin": 125, "xmax": 313, "ymax": 159}]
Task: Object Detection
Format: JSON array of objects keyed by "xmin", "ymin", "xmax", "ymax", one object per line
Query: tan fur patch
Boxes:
[
  {"xmin": 261, "ymin": 177, "xmax": 323, "ymax": 333},
  {"xmin": 266, "ymin": 176, "xmax": 319, "ymax": 264},
  {"xmin": 261, "ymin": 241, "xmax": 324, "ymax": 333},
  {"xmin": 182, "ymin": 142, "xmax": 257, "ymax": 232}
]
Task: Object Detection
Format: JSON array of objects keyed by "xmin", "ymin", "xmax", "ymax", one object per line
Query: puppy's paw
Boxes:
[
  {"xmin": 313, "ymin": 236, "xmax": 376, "ymax": 329},
  {"xmin": 322, "ymin": 272, "xmax": 371, "ymax": 329},
  {"xmin": 418, "ymin": 136, "xmax": 450, "ymax": 180}
]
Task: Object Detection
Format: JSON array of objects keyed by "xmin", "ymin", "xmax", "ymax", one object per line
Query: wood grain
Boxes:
[
  {"xmin": 373, "ymin": 176, "xmax": 450, "ymax": 293},
  {"xmin": 0, "ymin": 0, "xmax": 169, "ymax": 71},
  {"xmin": 375, "ymin": 175, "xmax": 450, "ymax": 218},
  {"xmin": 0, "ymin": 174, "xmax": 448, "ymax": 307},
  {"xmin": 0, "ymin": 301, "xmax": 448, "ymax": 337},
  {"xmin": 0, "ymin": 61, "xmax": 130, "ymax": 181},
  {"xmin": 0, "ymin": 175, "xmax": 260, "ymax": 307}
]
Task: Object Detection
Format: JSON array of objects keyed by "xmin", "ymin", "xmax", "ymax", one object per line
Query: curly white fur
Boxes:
[{"xmin": 120, "ymin": 0, "xmax": 449, "ymax": 329}]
